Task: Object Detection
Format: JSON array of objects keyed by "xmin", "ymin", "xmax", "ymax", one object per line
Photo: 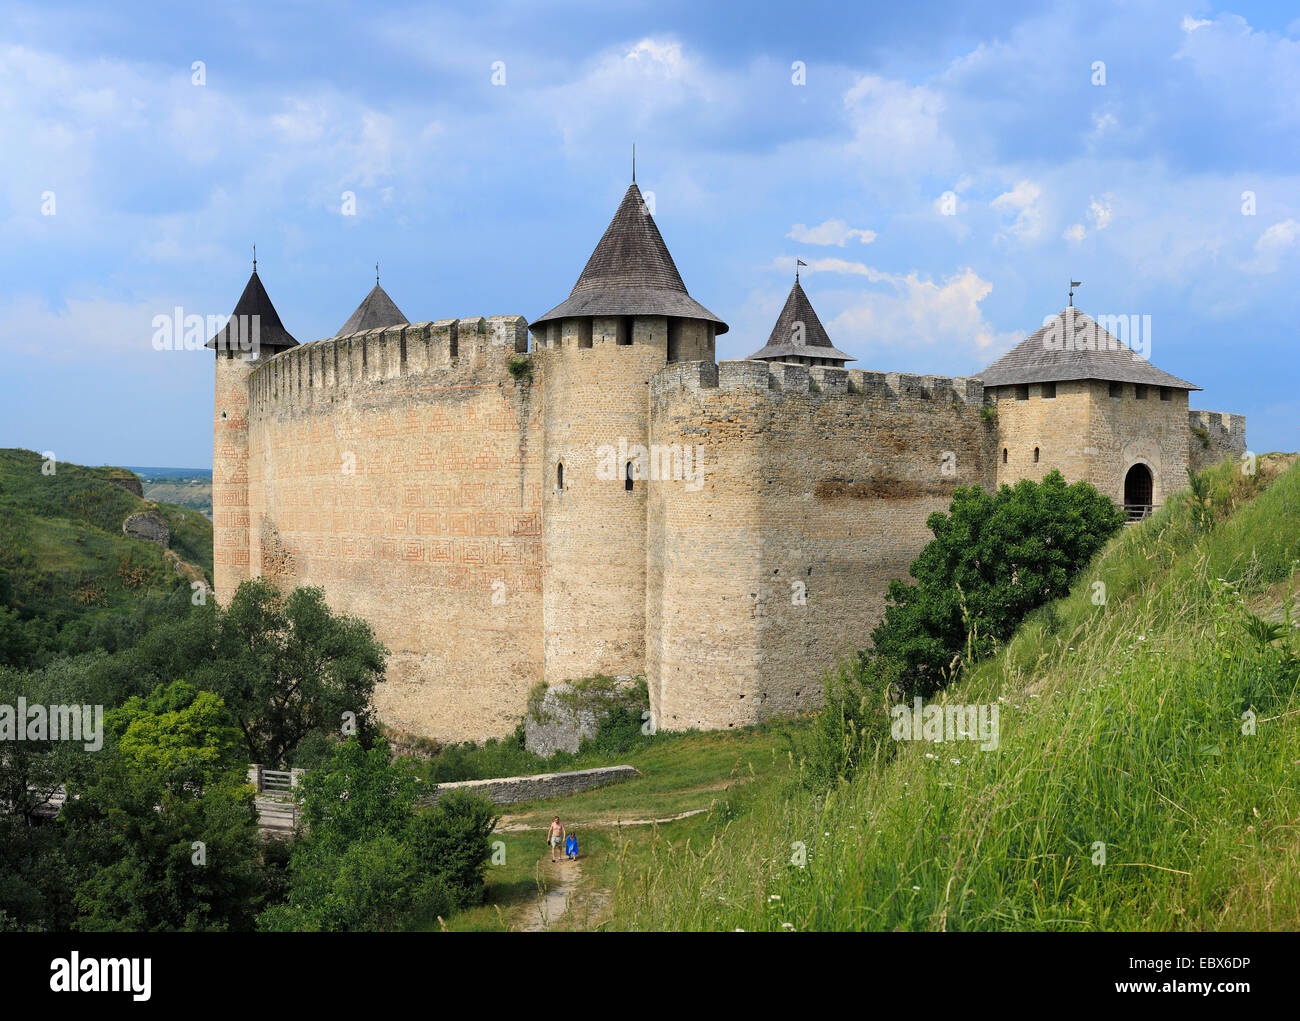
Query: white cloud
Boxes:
[
  {"xmin": 1088, "ymin": 195, "xmax": 1114, "ymax": 230},
  {"xmin": 1244, "ymin": 218, "xmax": 1300, "ymax": 273},
  {"xmin": 1063, "ymin": 223, "xmax": 1087, "ymax": 242},
  {"xmin": 793, "ymin": 263, "xmax": 1021, "ymax": 360},
  {"xmin": 786, "ymin": 219, "xmax": 876, "ymax": 246},
  {"xmin": 842, "ymin": 74, "xmax": 953, "ymax": 176},
  {"xmin": 0, "ymin": 294, "xmax": 186, "ymax": 363},
  {"xmin": 991, "ymin": 180, "xmax": 1045, "ymax": 242},
  {"xmin": 1182, "ymin": 16, "xmax": 1212, "ymax": 33}
]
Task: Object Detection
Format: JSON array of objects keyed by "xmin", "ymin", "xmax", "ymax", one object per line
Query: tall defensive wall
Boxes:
[
  {"xmin": 243, "ymin": 316, "xmax": 543, "ymax": 741},
  {"xmin": 648, "ymin": 360, "xmax": 996, "ymax": 731}
]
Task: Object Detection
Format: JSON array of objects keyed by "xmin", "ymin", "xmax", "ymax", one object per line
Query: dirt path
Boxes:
[
  {"xmin": 496, "ymin": 807, "xmax": 710, "ymax": 833},
  {"xmin": 523, "ymin": 858, "xmax": 582, "ymax": 931}
]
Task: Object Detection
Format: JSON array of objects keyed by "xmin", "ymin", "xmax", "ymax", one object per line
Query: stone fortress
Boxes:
[{"xmin": 208, "ymin": 181, "xmax": 1246, "ymax": 742}]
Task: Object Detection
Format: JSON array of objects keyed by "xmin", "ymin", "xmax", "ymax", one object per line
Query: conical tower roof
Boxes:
[
  {"xmin": 979, "ymin": 306, "xmax": 1199, "ymax": 390},
  {"xmin": 746, "ymin": 279, "xmax": 855, "ymax": 363},
  {"xmin": 335, "ymin": 282, "xmax": 408, "ymax": 337},
  {"xmin": 204, "ymin": 268, "xmax": 298, "ymax": 353},
  {"xmin": 532, "ymin": 183, "xmax": 727, "ymax": 333}
]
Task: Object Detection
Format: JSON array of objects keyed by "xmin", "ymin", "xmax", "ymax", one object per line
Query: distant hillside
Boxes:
[
  {"xmin": 0, "ymin": 448, "xmax": 213, "ymax": 630},
  {"xmin": 140, "ymin": 477, "xmax": 213, "ymax": 519}
]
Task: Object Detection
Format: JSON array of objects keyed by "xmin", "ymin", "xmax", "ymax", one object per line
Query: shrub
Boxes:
[{"xmin": 871, "ymin": 471, "xmax": 1123, "ymax": 695}]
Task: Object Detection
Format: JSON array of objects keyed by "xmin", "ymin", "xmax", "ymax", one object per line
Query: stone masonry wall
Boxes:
[
  {"xmin": 993, "ymin": 380, "xmax": 1194, "ymax": 509},
  {"xmin": 648, "ymin": 359, "xmax": 996, "ymax": 731},
  {"xmin": 1188, "ymin": 409, "xmax": 1248, "ymax": 472},
  {"xmin": 213, "ymin": 353, "xmax": 253, "ymax": 604},
  {"xmin": 245, "ymin": 315, "xmax": 542, "ymax": 743},
  {"xmin": 423, "ymin": 765, "xmax": 638, "ymax": 806}
]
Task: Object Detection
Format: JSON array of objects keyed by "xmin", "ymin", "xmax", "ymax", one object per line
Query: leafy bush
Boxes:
[
  {"xmin": 872, "ymin": 471, "xmax": 1124, "ymax": 695},
  {"xmin": 260, "ymin": 738, "xmax": 497, "ymax": 931}
]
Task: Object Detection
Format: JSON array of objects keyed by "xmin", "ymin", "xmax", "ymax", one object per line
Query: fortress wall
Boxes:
[
  {"xmin": 213, "ymin": 353, "xmax": 253, "ymax": 603},
  {"xmin": 536, "ymin": 315, "xmax": 666, "ymax": 685},
  {"xmin": 1085, "ymin": 381, "xmax": 1190, "ymax": 507},
  {"xmin": 648, "ymin": 359, "xmax": 996, "ymax": 731},
  {"xmin": 647, "ymin": 360, "xmax": 764, "ymax": 731},
  {"xmin": 245, "ymin": 316, "xmax": 543, "ymax": 743},
  {"xmin": 990, "ymin": 380, "xmax": 1094, "ymax": 489},
  {"xmin": 1188, "ymin": 409, "xmax": 1248, "ymax": 472}
]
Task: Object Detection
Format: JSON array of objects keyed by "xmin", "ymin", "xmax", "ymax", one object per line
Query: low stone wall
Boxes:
[{"xmin": 422, "ymin": 765, "xmax": 638, "ymax": 806}]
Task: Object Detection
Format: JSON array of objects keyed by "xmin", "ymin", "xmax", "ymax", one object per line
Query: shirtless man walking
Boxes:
[{"xmin": 546, "ymin": 817, "xmax": 565, "ymax": 863}]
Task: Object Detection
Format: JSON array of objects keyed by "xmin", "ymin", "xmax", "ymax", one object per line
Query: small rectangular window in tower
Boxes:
[
  {"xmin": 1034, "ymin": 446, "xmax": 1040, "ymax": 463},
  {"xmin": 1135, "ymin": 384, "xmax": 1147, "ymax": 400},
  {"xmin": 617, "ymin": 317, "xmax": 633, "ymax": 346},
  {"xmin": 1015, "ymin": 384, "xmax": 1029, "ymax": 401},
  {"xmin": 577, "ymin": 320, "xmax": 593, "ymax": 349},
  {"xmin": 1042, "ymin": 382, "xmax": 1057, "ymax": 399},
  {"xmin": 1109, "ymin": 381, "xmax": 1122, "ymax": 398},
  {"xmin": 1160, "ymin": 387, "xmax": 1171, "ymax": 401}
]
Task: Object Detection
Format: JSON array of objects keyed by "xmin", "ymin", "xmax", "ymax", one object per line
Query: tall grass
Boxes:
[{"xmin": 610, "ymin": 456, "xmax": 1300, "ymax": 930}]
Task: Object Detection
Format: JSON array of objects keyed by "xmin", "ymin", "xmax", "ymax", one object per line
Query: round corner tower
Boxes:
[
  {"xmin": 207, "ymin": 265, "xmax": 299, "ymax": 604},
  {"xmin": 531, "ymin": 181, "xmax": 728, "ymax": 690}
]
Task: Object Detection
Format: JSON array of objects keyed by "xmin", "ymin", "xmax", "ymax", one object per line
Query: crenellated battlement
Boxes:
[
  {"xmin": 1189, "ymin": 408, "xmax": 1247, "ymax": 441},
  {"xmin": 651, "ymin": 358, "xmax": 986, "ymax": 407},
  {"xmin": 1188, "ymin": 407, "xmax": 1249, "ymax": 471},
  {"xmin": 246, "ymin": 315, "xmax": 528, "ymax": 417}
]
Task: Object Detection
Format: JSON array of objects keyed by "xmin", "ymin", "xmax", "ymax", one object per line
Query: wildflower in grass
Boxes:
[{"xmin": 781, "ymin": 922, "xmax": 795, "ymax": 930}]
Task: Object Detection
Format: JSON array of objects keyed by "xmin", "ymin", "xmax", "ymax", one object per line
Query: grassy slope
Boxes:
[
  {"xmin": 421, "ymin": 726, "xmax": 797, "ymax": 931},
  {"xmin": 604, "ymin": 455, "xmax": 1300, "ymax": 931},
  {"xmin": 0, "ymin": 448, "xmax": 213, "ymax": 624}
]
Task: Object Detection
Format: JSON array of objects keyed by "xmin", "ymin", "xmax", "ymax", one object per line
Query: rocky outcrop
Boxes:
[
  {"xmin": 524, "ymin": 676, "xmax": 645, "ymax": 757},
  {"xmin": 104, "ymin": 469, "xmax": 144, "ymax": 498},
  {"xmin": 122, "ymin": 510, "xmax": 170, "ymax": 548}
]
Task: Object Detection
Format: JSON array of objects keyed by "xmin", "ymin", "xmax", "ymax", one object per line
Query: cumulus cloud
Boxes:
[
  {"xmin": 842, "ymin": 74, "xmax": 953, "ymax": 176},
  {"xmin": 785, "ymin": 219, "xmax": 876, "ymax": 246},
  {"xmin": 1243, "ymin": 218, "xmax": 1300, "ymax": 273},
  {"xmin": 1089, "ymin": 195, "xmax": 1114, "ymax": 230},
  {"xmin": 991, "ymin": 180, "xmax": 1045, "ymax": 242},
  {"xmin": 787, "ymin": 260, "xmax": 1020, "ymax": 360}
]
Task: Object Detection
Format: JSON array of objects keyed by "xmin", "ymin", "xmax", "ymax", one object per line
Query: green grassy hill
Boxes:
[
  {"xmin": 600, "ymin": 455, "xmax": 1300, "ymax": 931},
  {"xmin": 0, "ymin": 448, "xmax": 213, "ymax": 637}
]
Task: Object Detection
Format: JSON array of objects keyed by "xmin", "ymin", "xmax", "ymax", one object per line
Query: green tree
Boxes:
[
  {"xmin": 107, "ymin": 680, "xmax": 243, "ymax": 788},
  {"xmin": 196, "ymin": 580, "xmax": 387, "ymax": 766},
  {"xmin": 60, "ymin": 683, "xmax": 263, "ymax": 931},
  {"xmin": 408, "ymin": 788, "xmax": 498, "ymax": 909},
  {"xmin": 872, "ymin": 471, "xmax": 1124, "ymax": 694},
  {"xmin": 259, "ymin": 738, "xmax": 495, "ymax": 931}
]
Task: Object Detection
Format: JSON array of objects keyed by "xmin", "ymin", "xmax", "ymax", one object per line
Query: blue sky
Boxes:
[{"xmin": 1, "ymin": 0, "xmax": 1297, "ymax": 466}]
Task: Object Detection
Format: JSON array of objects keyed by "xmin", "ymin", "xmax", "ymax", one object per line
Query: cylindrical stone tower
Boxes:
[
  {"xmin": 206, "ymin": 264, "xmax": 299, "ymax": 604},
  {"xmin": 531, "ymin": 181, "xmax": 727, "ymax": 688}
]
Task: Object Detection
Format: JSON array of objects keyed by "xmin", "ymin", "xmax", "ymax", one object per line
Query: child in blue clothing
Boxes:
[{"xmin": 564, "ymin": 831, "xmax": 579, "ymax": 861}]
